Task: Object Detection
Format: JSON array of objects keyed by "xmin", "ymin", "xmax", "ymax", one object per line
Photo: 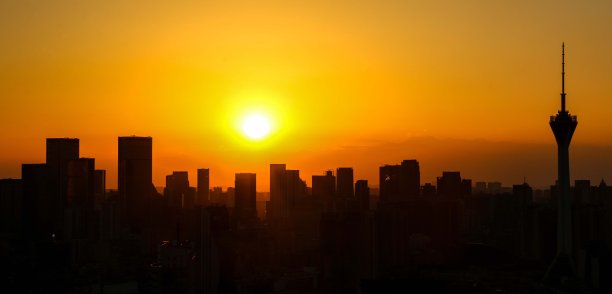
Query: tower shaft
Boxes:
[{"xmin": 556, "ymin": 140, "xmax": 572, "ymax": 254}]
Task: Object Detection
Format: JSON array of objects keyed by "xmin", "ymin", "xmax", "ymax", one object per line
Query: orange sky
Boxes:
[{"xmin": 1, "ymin": 1, "xmax": 611, "ymax": 189}]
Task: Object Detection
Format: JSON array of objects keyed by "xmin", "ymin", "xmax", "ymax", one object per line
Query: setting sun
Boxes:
[{"xmin": 242, "ymin": 114, "xmax": 272, "ymax": 140}]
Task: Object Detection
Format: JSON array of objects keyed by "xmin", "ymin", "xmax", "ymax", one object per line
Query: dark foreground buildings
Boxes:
[{"xmin": 1, "ymin": 135, "xmax": 612, "ymax": 293}]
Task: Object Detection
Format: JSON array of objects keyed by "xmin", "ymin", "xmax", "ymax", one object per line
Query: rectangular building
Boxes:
[
  {"xmin": 197, "ymin": 168, "xmax": 210, "ymax": 206},
  {"xmin": 336, "ymin": 168, "xmax": 354, "ymax": 198},
  {"xmin": 235, "ymin": 173, "xmax": 257, "ymax": 228},
  {"xmin": 269, "ymin": 164, "xmax": 287, "ymax": 220},
  {"xmin": 379, "ymin": 160, "xmax": 420, "ymax": 203},
  {"xmin": 46, "ymin": 138, "xmax": 79, "ymax": 238},
  {"xmin": 118, "ymin": 136, "xmax": 153, "ymax": 230}
]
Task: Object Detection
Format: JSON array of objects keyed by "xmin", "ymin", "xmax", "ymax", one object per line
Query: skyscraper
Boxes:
[
  {"xmin": 379, "ymin": 160, "xmax": 420, "ymax": 202},
  {"xmin": 312, "ymin": 171, "xmax": 336, "ymax": 211},
  {"xmin": 197, "ymin": 168, "xmax": 210, "ymax": 205},
  {"xmin": 234, "ymin": 173, "xmax": 257, "ymax": 228},
  {"xmin": 118, "ymin": 136, "xmax": 153, "ymax": 230},
  {"xmin": 355, "ymin": 180, "xmax": 370, "ymax": 211},
  {"xmin": 165, "ymin": 171, "xmax": 190, "ymax": 208},
  {"xmin": 336, "ymin": 168, "xmax": 354, "ymax": 198},
  {"xmin": 285, "ymin": 169, "xmax": 306, "ymax": 212},
  {"xmin": 94, "ymin": 169, "xmax": 106, "ymax": 203},
  {"xmin": 545, "ymin": 43, "xmax": 578, "ymax": 283},
  {"xmin": 67, "ymin": 158, "xmax": 95, "ymax": 210},
  {"xmin": 436, "ymin": 171, "xmax": 462, "ymax": 197},
  {"xmin": 66, "ymin": 158, "xmax": 96, "ymax": 239},
  {"xmin": 46, "ymin": 138, "xmax": 79, "ymax": 238},
  {"xmin": 269, "ymin": 164, "xmax": 287, "ymax": 220}
]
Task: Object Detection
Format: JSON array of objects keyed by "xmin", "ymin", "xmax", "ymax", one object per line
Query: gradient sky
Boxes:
[{"xmin": 1, "ymin": 0, "xmax": 611, "ymax": 190}]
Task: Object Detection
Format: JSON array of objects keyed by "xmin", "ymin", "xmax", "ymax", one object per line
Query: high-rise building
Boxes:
[
  {"xmin": 545, "ymin": 43, "xmax": 578, "ymax": 283},
  {"xmin": 67, "ymin": 158, "xmax": 95, "ymax": 210},
  {"xmin": 312, "ymin": 171, "xmax": 335, "ymax": 211},
  {"xmin": 400, "ymin": 160, "xmax": 420, "ymax": 197},
  {"xmin": 197, "ymin": 168, "xmax": 210, "ymax": 205},
  {"xmin": 21, "ymin": 163, "xmax": 51, "ymax": 239},
  {"xmin": 165, "ymin": 171, "xmax": 190, "ymax": 208},
  {"xmin": 234, "ymin": 173, "xmax": 257, "ymax": 227},
  {"xmin": 118, "ymin": 136, "xmax": 153, "ymax": 230},
  {"xmin": 46, "ymin": 138, "xmax": 79, "ymax": 237},
  {"xmin": 66, "ymin": 158, "xmax": 96, "ymax": 239},
  {"xmin": 184, "ymin": 187, "xmax": 196, "ymax": 209},
  {"xmin": 379, "ymin": 160, "xmax": 420, "ymax": 202},
  {"xmin": 461, "ymin": 179, "xmax": 472, "ymax": 196},
  {"xmin": 336, "ymin": 168, "xmax": 354, "ymax": 198},
  {"xmin": 285, "ymin": 169, "xmax": 306, "ymax": 212},
  {"xmin": 437, "ymin": 171, "xmax": 462, "ymax": 197},
  {"xmin": 355, "ymin": 180, "xmax": 369, "ymax": 211},
  {"xmin": 269, "ymin": 164, "xmax": 287, "ymax": 220}
]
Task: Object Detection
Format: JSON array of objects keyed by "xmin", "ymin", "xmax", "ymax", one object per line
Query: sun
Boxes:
[{"xmin": 241, "ymin": 114, "xmax": 271, "ymax": 140}]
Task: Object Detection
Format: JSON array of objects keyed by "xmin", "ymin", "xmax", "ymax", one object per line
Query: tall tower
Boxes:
[{"xmin": 546, "ymin": 43, "xmax": 578, "ymax": 284}]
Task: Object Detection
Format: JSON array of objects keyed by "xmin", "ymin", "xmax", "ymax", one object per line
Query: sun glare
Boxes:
[{"xmin": 242, "ymin": 114, "xmax": 271, "ymax": 140}]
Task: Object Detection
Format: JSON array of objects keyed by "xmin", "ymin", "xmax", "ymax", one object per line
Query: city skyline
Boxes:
[
  {"xmin": 1, "ymin": 2, "xmax": 611, "ymax": 292},
  {"xmin": 2, "ymin": 134, "xmax": 611, "ymax": 190}
]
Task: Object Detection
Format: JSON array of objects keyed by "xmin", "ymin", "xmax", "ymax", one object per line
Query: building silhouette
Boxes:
[
  {"xmin": 267, "ymin": 164, "xmax": 308, "ymax": 220},
  {"xmin": 94, "ymin": 169, "xmax": 106, "ymax": 203},
  {"xmin": 269, "ymin": 164, "xmax": 287, "ymax": 220},
  {"xmin": 436, "ymin": 171, "xmax": 472, "ymax": 198},
  {"xmin": 46, "ymin": 138, "xmax": 79, "ymax": 239},
  {"xmin": 380, "ymin": 160, "xmax": 420, "ymax": 202},
  {"xmin": 67, "ymin": 158, "xmax": 95, "ymax": 210},
  {"xmin": 234, "ymin": 173, "xmax": 257, "ymax": 228},
  {"xmin": 118, "ymin": 136, "xmax": 153, "ymax": 231},
  {"xmin": 197, "ymin": 168, "xmax": 210, "ymax": 205},
  {"xmin": 3, "ymin": 133, "xmax": 612, "ymax": 292},
  {"xmin": 288, "ymin": 170, "xmax": 308, "ymax": 210},
  {"xmin": 355, "ymin": 180, "xmax": 369, "ymax": 211},
  {"xmin": 65, "ymin": 157, "xmax": 97, "ymax": 266},
  {"xmin": 436, "ymin": 171, "xmax": 461, "ymax": 197},
  {"xmin": 165, "ymin": 171, "xmax": 193, "ymax": 209},
  {"xmin": 336, "ymin": 168, "xmax": 354, "ymax": 198},
  {"xmin": 545, "ymin": 43, "xmax": 579, "ymax": 285},
  {"xmin": 313, "ymin": 171, "xmax": 335, "ymax": 212}
]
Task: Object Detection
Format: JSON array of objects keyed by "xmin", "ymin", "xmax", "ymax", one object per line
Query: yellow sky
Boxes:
[{"xmin": 1, "ymin": 1, "xmax": 611, "ymax": 189}]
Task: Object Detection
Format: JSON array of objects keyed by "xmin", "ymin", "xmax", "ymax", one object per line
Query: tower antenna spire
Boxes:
[{"xmin": 561, "ymin": 42, "xmax": 566, "ymax": 112}]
